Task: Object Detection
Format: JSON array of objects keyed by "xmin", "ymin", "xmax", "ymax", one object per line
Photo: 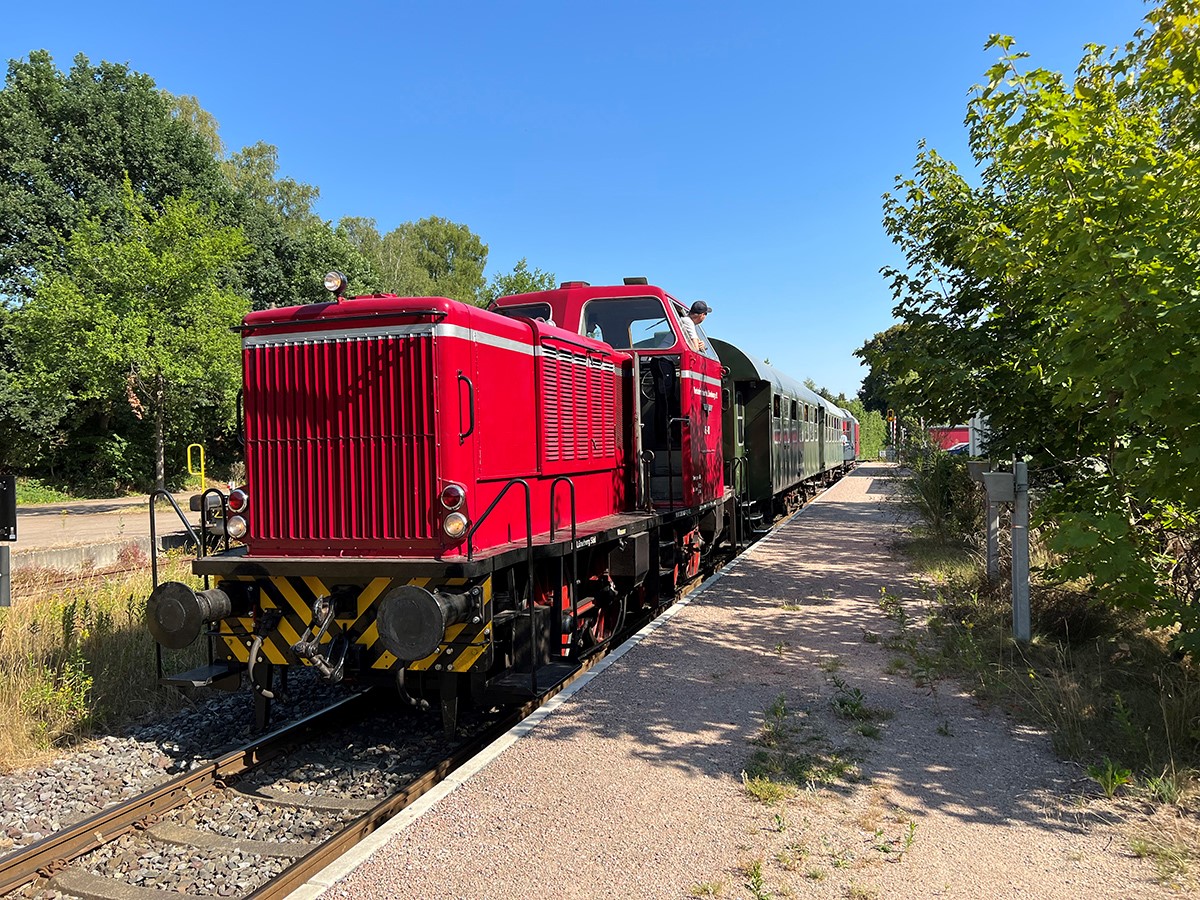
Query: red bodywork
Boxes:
[
  {"xmin": 492, "ymin": 282, "xmax": 725, "ymax": 508},
  {"xmin": 929, "ymin": 425, "xmax": 969, "ymax": 451},
  {"xmin": 240, "ymin": 294, "xmax": 631, "ymax": 559}
]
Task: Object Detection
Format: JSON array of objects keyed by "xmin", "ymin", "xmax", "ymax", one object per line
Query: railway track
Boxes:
[{"xmin": 0, "ymin": 644, "xmax": 616, "ymax": 900}]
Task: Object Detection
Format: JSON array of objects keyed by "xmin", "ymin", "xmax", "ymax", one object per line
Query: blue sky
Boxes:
[{"xmin": 5, "ymin": 1, "xmax": 1149, "ymax": 397}]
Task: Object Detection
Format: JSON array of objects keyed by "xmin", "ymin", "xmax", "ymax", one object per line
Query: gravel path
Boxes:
[{"xmin": 321, "ymin": 463, "xmax": 1177, "ymax": 900}]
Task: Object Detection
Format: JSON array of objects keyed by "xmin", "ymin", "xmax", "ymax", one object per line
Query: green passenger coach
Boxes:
[{"xmin": 712, "ymin": 338, "xmax": 849, "ymax": 533}]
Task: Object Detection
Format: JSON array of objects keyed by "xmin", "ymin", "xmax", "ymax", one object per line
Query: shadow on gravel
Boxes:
[{"xmin": 527, "ymin": 465, "xmax": 1084, "ymax": 839}]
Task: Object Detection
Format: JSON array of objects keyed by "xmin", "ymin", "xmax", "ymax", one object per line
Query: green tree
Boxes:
[
  {"xmin": 866, "ymin": 0, "xmax": 1200, "ymax": 647},
  {"xmin": 222, "ymin": 142, "xmax": 377, "ymax": 307},
  {"xmin": 10, "ymin": 180, "xmax": 249, "ymax": 491},
  {"xmin": 483, "ymin": 257, "xmax": 556, "ymax": 305},
  {"xmin": 0, "ymin": 51, "xmax": 228, "ymax": 303},
  {"xmin": 375, "ymin": 216, "xmax": 489, "ymax": 304}
]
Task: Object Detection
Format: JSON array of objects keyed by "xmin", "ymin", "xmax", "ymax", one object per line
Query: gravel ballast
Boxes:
[{"xmin": 316, "ymin": 463, "xmax": 1177, "ymax": 900}]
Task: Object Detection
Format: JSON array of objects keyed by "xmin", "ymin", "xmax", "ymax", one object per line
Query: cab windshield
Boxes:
[{"xmin": 582, "ymin": 296, "xmax": 679, "ymax": 350}]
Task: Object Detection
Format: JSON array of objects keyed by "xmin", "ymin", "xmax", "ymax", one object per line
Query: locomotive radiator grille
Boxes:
[{"xmin": 244, "ymin": 332, "xmax": 437, "ymax": 543}]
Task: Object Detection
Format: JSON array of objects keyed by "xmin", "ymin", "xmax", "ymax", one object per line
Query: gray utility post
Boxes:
[
  {"xmin": 1012, "ymin": 461, "xmax": 1031, "ymax": 642},
  {"xmin": 0, "ymin": 474, "xmax": 15, "ymax": 608},
  {"xmin": 966, "ymin": 460, "xmax": 997, "ymax": 579},
  {"xmin": 973, "ymin": 460, "xmax": 1031, "ymax": 643}
]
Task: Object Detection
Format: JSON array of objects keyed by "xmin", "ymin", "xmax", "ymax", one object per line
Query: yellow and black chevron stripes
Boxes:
[
  {"xmin": 213, "ymin": 573, "xmax": 489, "ymax": 675},
  {"xmin": 405, "ymin": 577, "xmax": 493, "ymax": 674}
]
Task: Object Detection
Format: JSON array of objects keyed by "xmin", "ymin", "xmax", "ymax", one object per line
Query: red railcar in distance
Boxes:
[{"xmin": 148, "ymin": 278, "xmax": 734, "ymax": 733}]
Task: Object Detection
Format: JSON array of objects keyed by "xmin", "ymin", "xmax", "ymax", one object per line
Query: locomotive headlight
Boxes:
[
  {"xmin": 227, "ymin": 488, "xmax": 249, "ymax": 514},
  {"xmin": 227, "ymin": 515, "xmax": 248, "ymax": 539},
  {"xmin": 323, "ymin": 271, "xmax": 349, "ymax": 295},
  {"xmin": 443, "ymin": 512, "xmax": 468, "ymax": 539},
  {"xmin": 439, "ymin": 484, "xmax": 466, "ymax": 510}
]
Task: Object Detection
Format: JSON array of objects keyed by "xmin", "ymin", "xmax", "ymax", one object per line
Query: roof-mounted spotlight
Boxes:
[
  {"xmin": 323, "ymin": 271, "xmax": 349, "ymax": 300},
  {"xmin": 623, "ymin": 276, "xmax": 648, "ymax": 285}
]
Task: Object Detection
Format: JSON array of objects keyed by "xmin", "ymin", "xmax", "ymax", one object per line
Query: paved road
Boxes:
[{"xmin": 12, "ymin": 493, "xmax": 197, "ymax": 555}]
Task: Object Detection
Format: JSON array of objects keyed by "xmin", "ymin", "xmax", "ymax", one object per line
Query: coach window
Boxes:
[
  {"xmin": 582, "ymin": 296, "xmax": 678, "ymax": 350},
  {"xmin": 773, "ymin": 395, "xmax": 781, "ymax": 418},
  {"xmin": 736, "ymin": 392, "xmax": 745, "ymax": 443}
]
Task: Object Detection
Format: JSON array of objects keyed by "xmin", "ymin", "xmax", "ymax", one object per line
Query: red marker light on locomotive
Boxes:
[
  {"xmin": 439, "ymin": 484, "xmax": 466, "ymax": 511},
  {"xmin": 228, "ymin": 488, "xmax": 249, "ymax": 514}
]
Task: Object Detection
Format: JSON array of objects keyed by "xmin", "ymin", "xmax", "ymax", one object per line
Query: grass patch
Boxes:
[
  {"xmin": 0, "ymin": 553, "xmax": 207, "ymax": 768},
  {"xmin": 15, "ymin": 477, "xmax": 77, "ymax": 504},
  {"xmin": 743, "ymin": 693, "xmax": 860, "ymax": 804},
  {"xmin": 898, "ymin": 535, "xmax": 1200, "ymax": 805}
]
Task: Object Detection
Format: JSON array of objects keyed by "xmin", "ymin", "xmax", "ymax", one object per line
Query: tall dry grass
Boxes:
[{"xmin": 0, "ymin": 552, "xmax": 207, "ymax": 770}]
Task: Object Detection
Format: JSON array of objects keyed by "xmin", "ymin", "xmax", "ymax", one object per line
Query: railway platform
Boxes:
[{"xmin": 290, "ymin": 462, "xmax": 1166, "ymax": 900}]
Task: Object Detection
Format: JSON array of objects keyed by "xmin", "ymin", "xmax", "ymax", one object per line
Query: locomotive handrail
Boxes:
[
  {"xmin": 667, "ymin": 416, "xmax": 692, "ymax": 510},
  {"xmin": 148, "ymin": 489, "xmax": 205, "ymax": 684},
  {"xmin": 457, "ymin": 371, "xmax": 475, "ymax": 442},
  {"xmin": 549, "ymin": 477, "xmax": 579, "ymax": 638},
  {"xmin": 199, "ymin": 488, "xmax": 230, "ymax": 557},
  {"xmin": 148, "ymin": 490, "xmax": 203, "ymax": 588},
  {"xmin": 235, "ymin": 389, "xmax": 245, "ymax": 448},
  {"xmin": 466, "ymin": 478, "xmax": 537, "ymax": 696},
  {"xmin": 727, "ymin": 456, "xmax": 747, "ymax": 549}
]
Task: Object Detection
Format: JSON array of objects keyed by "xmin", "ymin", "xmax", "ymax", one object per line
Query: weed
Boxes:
[
  {"xmin": 1, "ymin": 554, "xmax": 205, "ymax": 766},
  {"xmin": 853, "ymin": 722, "xmax": 883, "ymax": 740},
  {"xmin": 818, "ymin": 656, "xmax": 843, "ymax": 673},
  {"xmin": 1129, "ymin": 835, "xmax": 1195, "ymax": 889},
  {"xmin": 743, "ymin": 858, "xmax": 773, "ymax": 900},
  {"xmin": 807, "ymin": 868, "xmax": 826, "ymax": 881},
  {"xmin": 742, "ymin": 771, "xmax": 796, "ymax": 806},
  {"xmin": 689, "ymin": 882, "xmax": 725, "ymax": 898},
  {"xmin": 847, "ymin": 884, "xmax": 878, "ymax": 899},
  {"xmin": 774, "ymin": 640, "xmax": 789, "ymax": 658},
  {"xmin": 885, "ymin": 657, "xmax": 908, "ymax": 675},
  {"xmin": 878, "ymin": 587, "xmax": 908, "ymax": 628},
  {"xmin": 862, "ymin": 630, "xmax": 880, "ymax": 644},
  {"xmin": 936, "ymin": 721, "xmax": 954, "ymax": 737},
  {"xmin": 1144, "ymin": 768, "xmax": 1188, "ymax": 805},
  {"xmin": 781, "ymin": 603, "xmax": 805, "ymax": 612},
  {"xmin": 771, "ymin": 812, "xmax": 788, "ymax": 832},
  {"xmin": 1088, "ymin": 758, "xmax": 1134, "ymax": 798},
  {"xmin": 830, "ymin": 676, "xmax": 892, "ymax": 723}
]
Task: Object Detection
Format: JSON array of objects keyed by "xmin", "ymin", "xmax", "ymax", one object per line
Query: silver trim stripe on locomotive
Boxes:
[
  {"xmin": 244, "ymin": 323, "xmax": 614, "ymax": 361},
  {"xmin": 680, "ymin": 369, "xmax": 724, "ymax": 389}
]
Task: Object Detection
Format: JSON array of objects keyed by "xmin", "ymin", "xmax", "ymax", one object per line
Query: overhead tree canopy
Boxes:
[{"xmin": 0, "ymin": 51, "xmax": 229, "ymax": 302}]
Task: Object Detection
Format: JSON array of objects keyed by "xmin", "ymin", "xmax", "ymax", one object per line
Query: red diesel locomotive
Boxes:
[{"xmin": 149, "ymin": 276, "xmax": 731, "ymax": 732}]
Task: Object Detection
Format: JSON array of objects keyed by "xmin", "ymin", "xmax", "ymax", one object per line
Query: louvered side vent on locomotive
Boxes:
[
  {"xmin": 243, "ymin": 332, "xmax": 438, "ymax": 548},
  {"xmin": 540, "ymin": 343, "xmax": 618, "ymax": 465}
]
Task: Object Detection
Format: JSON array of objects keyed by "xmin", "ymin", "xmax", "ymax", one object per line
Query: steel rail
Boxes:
[{"xmin": 0, "ymin": 690, "xmax": 376, "ymax": 896}]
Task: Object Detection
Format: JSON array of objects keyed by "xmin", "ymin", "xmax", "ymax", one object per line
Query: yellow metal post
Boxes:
[{"xmin": 187, "ymin": 444, "xmax": 206, "ymax": 492}]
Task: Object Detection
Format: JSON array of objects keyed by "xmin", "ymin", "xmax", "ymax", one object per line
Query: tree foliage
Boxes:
[
  {"xmin": 340, "ymin": 216, "xmax": 490, "ymax": 305},
  {"xmin": 0, "ymin": 51, "xmax": 228, "ymax": 302},
  {"xmin": 860, "ymin": 1, "xmax": 1200, "ymax": 648},
  {"xmin": 483, "ymin": 257, "xmax": 557, "ymax": 305},
  {"xmin": 10, "ymin": 181, "xmax": 248, "ymax": 490}
]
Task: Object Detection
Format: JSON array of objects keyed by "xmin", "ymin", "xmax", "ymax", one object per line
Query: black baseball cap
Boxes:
[{"xmin": 690, "ymin": 301, "xmax": 712, "ymax": 315}]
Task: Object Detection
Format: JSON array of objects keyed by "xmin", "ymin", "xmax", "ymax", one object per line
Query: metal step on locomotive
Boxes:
[{"xmin": 146, "ymin": 274, "xmax": 856, "ymax": 734}]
